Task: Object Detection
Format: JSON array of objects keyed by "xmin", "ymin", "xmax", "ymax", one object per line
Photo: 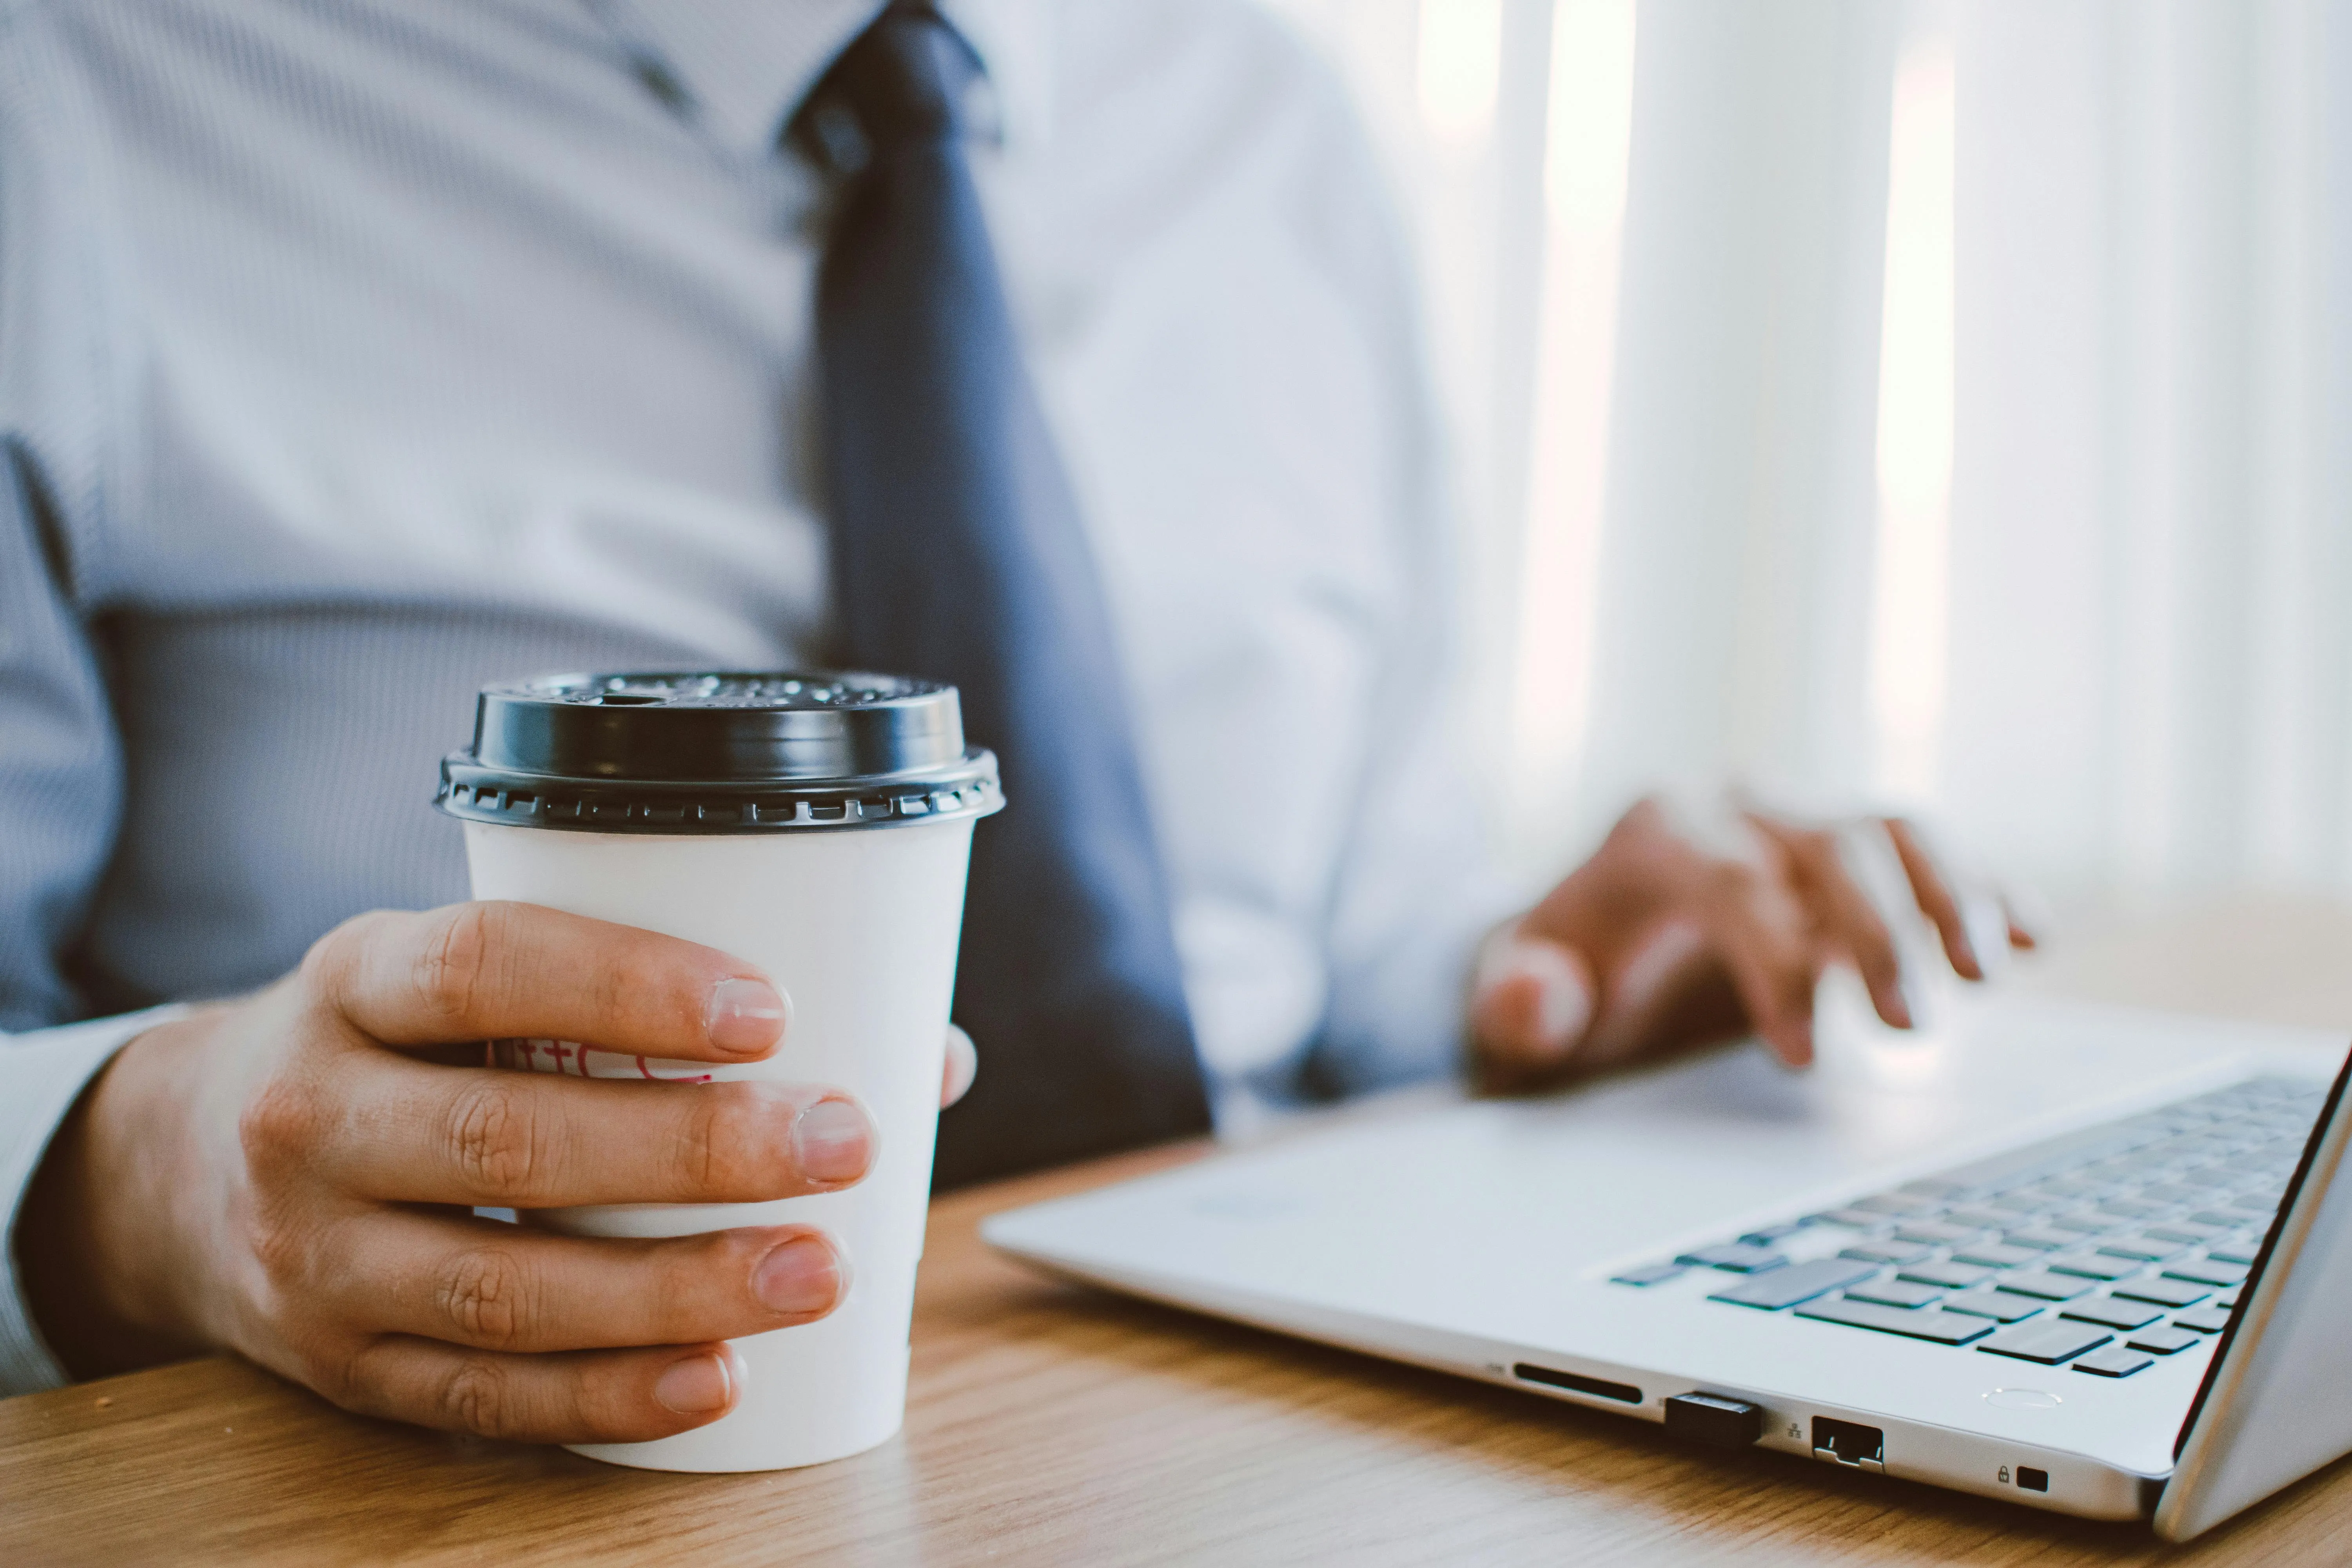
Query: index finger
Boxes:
[
  {"xmin": 1882, "ymin": 819, "xmax": 1982, "ymax": 980},
  {"xmin": 305, "ymin": 902, "xmax": 789, "ymax": 1062}
]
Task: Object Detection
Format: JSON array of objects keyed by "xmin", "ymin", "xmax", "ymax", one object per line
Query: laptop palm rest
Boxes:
[{"xmin": 987, "ymin": 1000, "xmax": 2261, "ymax": 1326}]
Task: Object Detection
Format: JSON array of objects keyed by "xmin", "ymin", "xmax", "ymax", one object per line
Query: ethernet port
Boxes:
[{"xmin": 1812, "ymin": 1417, "xmax": 1886, "ymax": 1473}]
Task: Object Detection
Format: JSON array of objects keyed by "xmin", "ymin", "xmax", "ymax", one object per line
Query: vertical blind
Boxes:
[{"xmin": 1259, "ymin": 0, "xmax": 2352, "ymax": 911}]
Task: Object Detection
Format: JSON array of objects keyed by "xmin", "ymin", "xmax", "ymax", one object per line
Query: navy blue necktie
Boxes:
[{"xmin": 797, "ymin": 4, "xmax": 1211, "ymax": 1187}]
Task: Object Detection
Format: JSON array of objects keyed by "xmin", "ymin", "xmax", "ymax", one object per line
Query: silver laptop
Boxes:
[{"xmin": 983, "ymin": 994, "xmax": 2352, "ymax": 1540}]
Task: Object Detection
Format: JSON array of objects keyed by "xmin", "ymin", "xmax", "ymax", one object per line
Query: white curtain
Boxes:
[
  {"xmin": 1263, "ymin": 0, "xmax": 2352, "ymax": 911},
  {"xmin": 1948, "ymin": 0, "xmax": 2352, "ymax": 905}
]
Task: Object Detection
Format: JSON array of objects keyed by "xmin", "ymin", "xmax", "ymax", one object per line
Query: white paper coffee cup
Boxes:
[{"xmin": 437, "ymin": 672, "xmax": 1002, "ymax": 1472}]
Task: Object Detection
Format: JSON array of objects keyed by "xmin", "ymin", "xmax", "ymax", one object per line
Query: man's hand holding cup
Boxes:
[{"xmin": 24, "ymin": 900, "xmax": 975, "ymax": 1446}]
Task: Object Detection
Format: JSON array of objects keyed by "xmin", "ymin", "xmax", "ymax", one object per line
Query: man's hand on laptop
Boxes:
[
  {"xmin": 18, "ymin": 901, "xmax": 977, "ymax": 1443},
  {"xmin": 1469, "ymin": 796, "xmax": 2034, "ymax": 1090}
]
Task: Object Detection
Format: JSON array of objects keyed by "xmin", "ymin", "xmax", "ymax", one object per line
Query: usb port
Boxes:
[
  {"xmin": 1812, "ymin": 1417, "xmax": 1886, "ymax": 1473},
  {"xmin": 2016, "ymin": 1466, "xmax": 2049, "ymax": 1492}
]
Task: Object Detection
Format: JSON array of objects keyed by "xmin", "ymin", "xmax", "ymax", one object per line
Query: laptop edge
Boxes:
[
  {"xmin": 985, "ymin": 1021, "xmax": 2352, "ymax": 1535},
  {"xmin": 2155, "ymin": 1042, "xmax": 2352, "ymax": 1540}
]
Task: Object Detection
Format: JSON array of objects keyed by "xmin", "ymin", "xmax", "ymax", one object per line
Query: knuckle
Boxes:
[
  {"xmin": 238, "ymin": 1073, "xmax": 329, "ymax": 1176},
  {"xmin": 439, "ymin": 1356, "xmax": 523, "ymax": 1439},
  {"xmin": 1853, "ymin": 917, "xmax": 1899, "ymax": 964},
  {"xmin": 298, "ymin": 910, "xmax": 396, "ymax": 1007},
  {"xmin": 412, "ymin": 903, "xmax": 508, "ymax": 1027},
  {"xmin": 1704, "ymin": 858, "xmax": 1760, "ymax": 902},
  {"xmin": 444, "ymin": 1078, "xmax": 544, "ymax": 1199},
  {"xmin": 242, "ymin": 1203, "xmax": 319, "ymax": 1292},
  {"xmin": 292, "ymin": 1333, "xmax": 365, "ymax": 1408},
  {"xmin": 439, "ymin": 1247, "xmax": 531, "ymax": 1350},
  {"xmin": 684, "ymin": 1083, "xmax": 785, "ymax": 1198}
]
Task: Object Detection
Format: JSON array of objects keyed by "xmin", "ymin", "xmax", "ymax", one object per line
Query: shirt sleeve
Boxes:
[
  {"xmin": 0, "ymin": 3, "xmax": 126, "ymax": 1038},
  {"xmin": 0, "ymin": 446, "xmax": 138, "ymax": 1390},
  {"xmin": 0, "ymin": 1007, "xmax": 181, "ymax": 1394},
  {"xmin": 0, "ymin": 5, "xmax": 155, "ymax": 1392},
  {"xmin": 1278, "ymin": 42, "xmax": 1523, "ymax": 1100}
]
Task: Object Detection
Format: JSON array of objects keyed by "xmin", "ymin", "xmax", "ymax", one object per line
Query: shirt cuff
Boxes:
[{"xmin": 1, "ymin": 1005, "xmax": 185, "ymax": 1396}]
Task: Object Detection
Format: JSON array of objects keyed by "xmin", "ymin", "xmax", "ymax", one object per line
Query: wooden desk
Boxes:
[{"xmin": 9, "ymin": 895, "xmax": 2352, "ymax": 1566}]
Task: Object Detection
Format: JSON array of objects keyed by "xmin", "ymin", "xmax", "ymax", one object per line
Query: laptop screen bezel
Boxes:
[{"xmin": 2167, "ymin": 1043, "xmax": 2352, "ymax": 1464}]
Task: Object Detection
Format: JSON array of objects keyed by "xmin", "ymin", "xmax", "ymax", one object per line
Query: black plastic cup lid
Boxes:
[{"xmin": 436, "ymin": 671, "xmax": 1003, "ymax": 835}]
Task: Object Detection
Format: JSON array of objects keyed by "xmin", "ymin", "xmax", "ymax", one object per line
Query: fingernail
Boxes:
[
  {"xmin": 654, "ymin": 1352, "xmax": 733, "ymax": 1415},
  {"xmin": 792, "ymin": 1098, "xmax": 874, "ymax": 1184},
  {"xmin": 706, "ymin": 977, "xmax": 788, "ymax": 1054},
  {"xmin": 1951, "ymin": 931, "xmax": 1982, "ymax": 980},
  {"xmin": 753, "ymin": 1234, "xmax": 844, "ymax": 1315},
  {"xmin": 1533, "ymin": 962, "xmax": 1594, "ymax": 1049}
]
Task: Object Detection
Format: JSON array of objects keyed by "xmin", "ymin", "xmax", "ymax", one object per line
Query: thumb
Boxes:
[
  {"xmin": 940, "ymin": 1023, "xmax": 978, "ymax": 1108},
  {"xmin": 1470, "ymin": 929, "xmax": 1597, "ymax": 1083}
]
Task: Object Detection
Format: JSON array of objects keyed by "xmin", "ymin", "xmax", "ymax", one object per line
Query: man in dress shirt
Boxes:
[{"xmin": 0, "ymin": 0, "xmax": 2017, "ymax": 1441}]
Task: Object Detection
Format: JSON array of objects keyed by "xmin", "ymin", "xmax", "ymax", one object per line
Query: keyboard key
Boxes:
[
  {"xmin": 2072, "ymin": 1346, "xmax": 2155, "ymax": 1378},
  {"xmin": 2173, "ymin": 1307, "xmax": 2234, "ymax": 1333},
  {"xmin": 2001, "ymin": 1229, "xmax": 2077, "ymax": 1252},
  {"xmin": 2205, "ymin": 1242, "xmax": 2261, "ymax": 1266},
  {"xmin": 2191, "ymin": 1207, "xmax": 2272, "ymax": 1228},
  {"xmin": 2174, "ymin": 1169, "xmax": 2241, "ymax": 1190},
  {"xmin": 1611, "ymin": 1263, "xmax": 1688, "ymax": 1287},
  {"xmin": 2035, "ymin": 1178, "xmax": 2114, "ymax": 1201},
  {"xmin": 1678, "ymin": 1242, "xmax": 1789, "ymax": 1272},
  {"xmin": 2109, "ymin": 1276, "xmax": 2209, "ymax": 1309},
  {"xmin": 1844, "ymin": 1278, "xmax": 1945, "ymax": 1310},
  {"xmin": 2213, "ymin": 1294, "xmax": 2239, "ymax": 1310},
  {"xmin": 2049, "ymin": 1254, "xmax": 2141, "ymax": 1281},
  {"xmin": 1920, "ymin": 1125, "xmax": 2160, "ymax": 1205},
  {"xmin": 2060, "ymin": 1298, "xmax": 2163, "ymax": 1331},
  {"xmin": 2043, "ymin": 1212, "xmax": 2116, "ymax": 1234},
  {"xmin": 1979, "ymin": 1321, "xmax": 2113, "ymax": 1365},
  {"xmin": 1854, "ymin": 1192, "xmax": 1942, "ymax": 1216},
  {"xmin": 2141, "ymin": 1222, "xmax": 2225, "ymax": 1244},
  {"xmin": 1811, "ymin": 1208, "xmax": 1896, "ymax": 1230},
  {"xmin": 1795, "ymin": 1298, "xmax": 1995, "ymax": 1345},
  {"xmin": 1895, "ymin": 1261, "xmax": 1994, "ymax": 1290},
  {"xmin": 1988, "ymin": 1192, "xmax": 2052, "ymax": 1214},
  {"xmin": 1710, "ymin": 1258, "xmax": 1880, "ymax": 1310},
  {"xmin": 1841, "ymin": 1242, "xmax": 1933, "ymax": 1266},
  {"xmin": 1941, "ymin": 1207, "xmax": 2016, "ymax": 1230},
  {"xmin": 2127, "ymin": 1325, "xmax": 2203, "ymax": 1355},
  {"xmin": 2097, "ymin": 1236, "xmax": 2187, "ymax": 1262},
  {"xmin": 1737, "ymin": 1222, "xmax": 1807, "ymax": 1246},
  {"xmin": 2138, "ymin": 1183, "xmax": 2210, "ymax": 1205},
  {"xmin": 2099, "ymin": 1198, "xmax": 2172, "ymax": 1220},
  {"xmin": 1942, "ymin": 1289, "xmax": 2044, "ymax": 1323},
  {"xmin": 1900, "ymin": 1178, "xmax": 1971, "ymax": 1200},
  {"xmin": 1895, "ymin": 1221, "xmax": 1986, "ymax": 1247},
  {"xmin": 2162, "ymin": 1259, "xmax": 2249, "ymax": 1288},
  {"xmin": 1992, "ymin": 1271, "xmax": 2096, "ymax": 1301},
  {"xmin": 1950, "ymin": 1243, "xmax": 2040, "ymax": 1269}
]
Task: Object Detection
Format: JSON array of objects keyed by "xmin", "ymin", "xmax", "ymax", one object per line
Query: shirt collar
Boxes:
[{"xmin": 593, "ymin": 0, "xmax": 1051, "ymax": 164}]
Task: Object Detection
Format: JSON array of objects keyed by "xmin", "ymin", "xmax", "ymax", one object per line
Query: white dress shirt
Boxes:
[{"xmin": 0, "ymin": 0, "xmax": 1514, "ymax": 1392}]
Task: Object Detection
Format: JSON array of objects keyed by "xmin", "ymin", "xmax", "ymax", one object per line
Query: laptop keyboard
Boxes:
[{"xmin": 1610, "ymin": 1077, "xmax": 2327, "ymax": 1379}]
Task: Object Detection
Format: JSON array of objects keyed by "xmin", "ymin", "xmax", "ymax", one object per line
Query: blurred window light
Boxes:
[
  {"xmin": 1510, "ymin": 0, "xmax": 1637, "ymax": 831},
  {"xmin": 1416, "ymin": 0, "xmax": 1505, "ymax": 147},
  {"xmin": 1869, "ymin": 22, "xmax": 1955, "ymax": 803},
  {"xmin": 1543, "ymin": 0, "xmax": 1636, "ymax": 227}
]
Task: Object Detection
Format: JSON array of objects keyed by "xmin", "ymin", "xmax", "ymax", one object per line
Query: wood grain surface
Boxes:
[{"xmin": 7, "ymin": 895, "xmax": 2352, "ymax": 1567}]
